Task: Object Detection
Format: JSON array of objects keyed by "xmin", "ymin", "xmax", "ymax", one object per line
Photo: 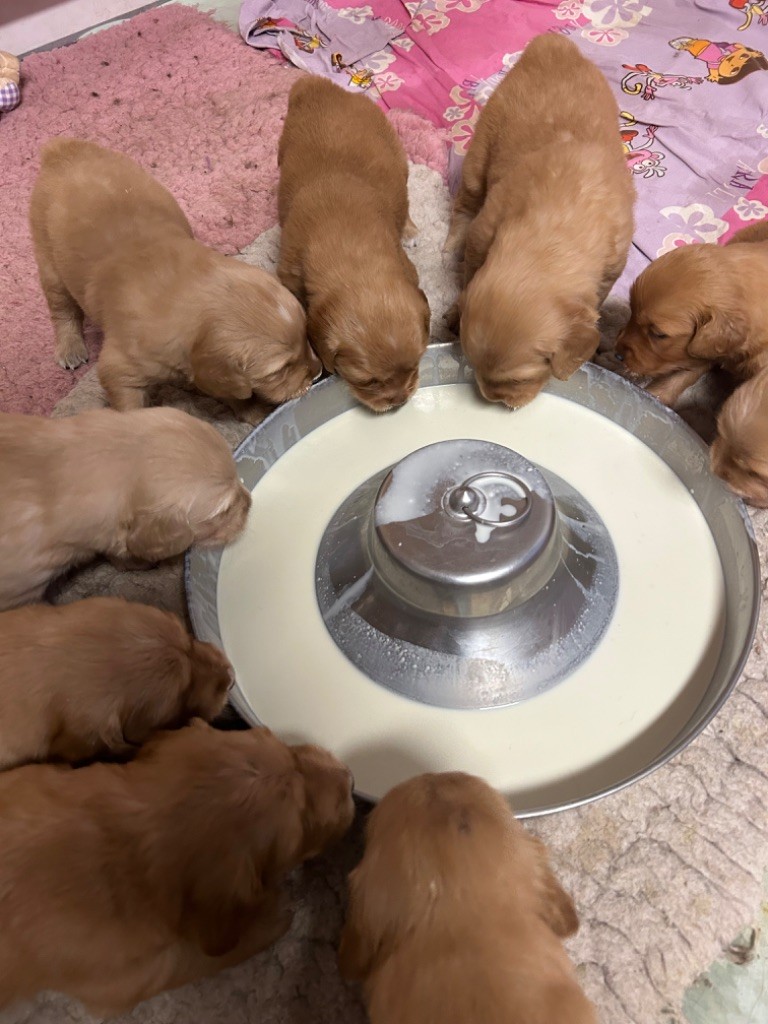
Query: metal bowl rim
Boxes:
[{"xmin": 184, "ymin": 343, "xmax": 761, "ymax": 818}]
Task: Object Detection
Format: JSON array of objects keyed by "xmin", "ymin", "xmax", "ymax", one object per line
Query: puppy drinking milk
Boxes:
[
  {"xmin": 277, "ymin": 77, "xmax": 430, "ymax": 413},
  {"xmin": 446, "ymin": 33, "xmax": 635, "ymax": 410},
  {"xmin": 339, "ymin": 772, "xmax": 596, "ymax": 1024},
  {"xmin": 615, "ymin": 222, "xmax": 768, "ymax": 407},
  {"xmin": 0, "ymin": 598, "xmax": 233, "ymax": 769},
  {"xmin": 711, "ymin": 369, "xmax": 768, "ymax": 506},
  {"xmin": 0, "ymin": 720, "xmax": 355, "ymax": 1015},
  {"xmin": 30, "ymin": 138, "xmax": 320, "ymax": 417},
  {"xmin": 0, "ymin": 407, "xmax": 250, "ymax": 611}
]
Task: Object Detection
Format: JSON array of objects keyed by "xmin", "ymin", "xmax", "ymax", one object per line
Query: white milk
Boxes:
[{"xmin": 218, "ymin": 385, "xmax": 725, "ymax": 812}]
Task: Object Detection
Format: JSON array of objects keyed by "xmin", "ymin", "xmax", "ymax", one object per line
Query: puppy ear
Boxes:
[
  {"xmin": 529, "ymin": 836, "xmax": 579, "ymax": 938},
  {"xmin": 182, "ymin": 766, "xmax": 307, "ymax": 956},
  {"xmin": 188, "ymin": 640, "xmax": 233, "ymax": 711},
  {"xmin": 95, "ymin": 708, "xmax": 138, "ymax": 758},
  {"xmin": 100, "ymin": 698, "xmax": 188, "ymax": 755},
  {"xmin": 550, "ymin": 303, "xmax": 600, "ymax": 381},
  {"xmin": 338, "ymin": 865, "xmax": 386, "ymax": 982},
  {"xmin": 125, "ymin": 508, "xmax": 196, "ymax": 563},
  {"xmin": 307, "ymin": 299, "xmax": 338, "ymax": 372},
  {"xmin": 687, "ymin": 309, "xmax": 747, "ymax": 361},
  {"xmin": 184, "ymin": 881, "xmax": 262, "ymax": 958},
  {"xmin": 338, "ymin": 830, "xmax": 413, "ymax": 982},
  {"xmin": 418, "ymin": 288, "xmax": 432, "ymax": 339},
  {"xmin": 445, "ymin": 292, "xmax": 463, "ymax": 336},
  {"xmin": 190, "ymin": 336, "xmax": 253, "ymax": 401},
  {"xmin": 114, "ymin": 648, "xmax": 193, "ymax": 748}
]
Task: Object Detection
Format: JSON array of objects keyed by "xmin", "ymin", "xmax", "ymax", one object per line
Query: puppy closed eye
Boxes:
[
  {"xmin": 260, "ymin": 362, "xmax": 292, "ymax": 382},
  {"xmin": 738, "ymin": 462, "xmax": 763, "ymax": 480},
  {"xmin": 647, "ymin": 327, "xmax": 668, "ymax": 341},
  {"xmin": 491, "ymin": 376, "xmax": 537, "ymax": 388}
]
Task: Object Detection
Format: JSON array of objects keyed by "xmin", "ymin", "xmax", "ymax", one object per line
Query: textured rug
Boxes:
[
  {"xmin": 0, "ymin": 3, "xmax": 446, "ymax": 416},
  {"xmin": 3, "ymin": 163, "xmax": 766, "ymax": 1024}
]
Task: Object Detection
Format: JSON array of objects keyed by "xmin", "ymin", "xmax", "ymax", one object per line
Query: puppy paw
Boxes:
[
  {"xmin": 445, "ymin": 303, "xmax": 460, "ymax": 335},
  {"xmin": 644, "ymin": 379, "xmax": 681, "ymax": 407},
  {"xmin": 56, "ymin": 340, "xmax": 89, "ymax": 370},
  {"xmin": 442, "ymin": 228, "xmax": 464, "ymax": 257},
  {"xmin": 402, "ymin": 215, "xmax": 419, "ymax": 243},
  {"xmin": 106, "ymin": 554, "xmax": 157, "ymax": 572},
  {"xmin": 593, "ymin": 349, "xmax": 625, "ymax": 373},
  {"xmin": 227, "ymin": 396, "xmax": 273, "ymax": 426}
]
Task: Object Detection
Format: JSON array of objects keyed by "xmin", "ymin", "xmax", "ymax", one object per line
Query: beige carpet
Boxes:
[{"xmin": 4, "ymin": 164, "xmax": 768, "ymax": 1024}]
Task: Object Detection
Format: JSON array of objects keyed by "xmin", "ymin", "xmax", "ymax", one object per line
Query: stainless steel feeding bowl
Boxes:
[
  {"xmin": 186, "ymin": 343, "xmax": 759, "ymax": 817},
  {"xmin": 316, "ymin": 438, "xmax": 618, "ymax": 709}
]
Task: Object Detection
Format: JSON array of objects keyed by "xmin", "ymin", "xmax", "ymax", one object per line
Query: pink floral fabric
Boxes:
[{"xmin": 308, "ymin": 0, "xmax": 768, "ymax": 291}]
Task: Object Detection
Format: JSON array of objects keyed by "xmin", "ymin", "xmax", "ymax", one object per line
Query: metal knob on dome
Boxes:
[
  {"xmin": 314, "ymin": 438, "xmax": 619, "ymax": 710},
  {"xmin": 370, "ymin": 442, "xmax": 560, "ymax": 618}
]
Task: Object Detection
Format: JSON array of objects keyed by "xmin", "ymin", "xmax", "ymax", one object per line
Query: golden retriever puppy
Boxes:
[
  {"xmin": 30, "ymin": 138, "xmax": 320, "ymax": 417},
  {"xmin": 339, "ymin": 772, "xmax": 596, "ymax": 1024},
  {"xmin": 0, "ymin": 407, "xmax": 250, "ymax": 611},
  {"xmin": 277, "ymin": 77, "xmax": 430, "ymax": 413},
  {"xmin": 615, "ymin": 223, "xmax": 768, "ymax": 406},
  {"xmin": 0, "ymin": 597, "xmax": 233, "ymax": 769},
  {"xmin": 711, "ymin": 369, "xmax": 768, "ymax": 505},
  {"xmin": 0, "ymin": 720, "xmax": 355, "ymax": 1016},
  {"xmin": 446, "ymin": 34, "xmax": 635, "ymax": 410}
]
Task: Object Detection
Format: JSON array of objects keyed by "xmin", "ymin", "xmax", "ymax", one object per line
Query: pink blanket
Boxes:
[{"xmin": 245, "ymin": 0, "xmax": 768, "ymax": 293}]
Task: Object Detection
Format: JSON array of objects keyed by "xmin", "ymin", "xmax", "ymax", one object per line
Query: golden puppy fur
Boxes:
[
  {"xmin": 339, "ymin": 772, "xmax": 596, "ymax": 1024},
  {"xmin": 0, "ymin": 720, "xmax": 355, "ymax": 1016},
  {"xmin": 711, "ymin": 369, "xmax": 768, "ymax": 506},
  {"xmin": 0, "ymin": 597, "xmax": 233, "ymax": 769},
  {"xmin": 0, "ymin": 407, "xmax": 250, "ymax": 611},
  {"xmin": 30, "ymin": 138, "xmax": 320, "ymax": 418},
  {"xmin": 616, "ymin": 222, "xmax": 768, "ymax": 406},
  {"xmin": 446, "ymin": 34, "xmax": 635, "ymax": 409},
  {"xmin": 277, "ymin": 77, "xmax": 430, "ymax": 413}
]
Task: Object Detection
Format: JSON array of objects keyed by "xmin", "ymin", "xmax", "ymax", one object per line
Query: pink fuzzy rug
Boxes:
[{"xmin": 0, "ymin": 4, "xmax": 447, "ymax": 416}]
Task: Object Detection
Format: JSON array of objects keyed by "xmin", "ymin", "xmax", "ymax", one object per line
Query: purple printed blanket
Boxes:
[{"xmin": 240, "ymin": 0, "xmax": 768, "ymax": 293}]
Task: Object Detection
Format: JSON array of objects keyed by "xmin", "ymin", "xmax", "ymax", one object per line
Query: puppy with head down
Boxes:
[
  {"xmin": 446, "ymin": 34, "xmax": 635, "ymax": 410},
  {"xmin": 0, "ymin": 407, "xmax": 250, "ymax": 611},
  {"xmin": 278, "ymin": 77, "xmax": 430, "ymax": 413},
  {"xmin": 339, "ymin": 772, "xmax": 596, "ymax": 1024},
  {"xmin": 615, "ymin": 223, "xmax": 768, "ymax": 406},
  {"xmin": 0, "ymin": 720, "xmax": 355, "ymax": 1016},
  {"xmin": 30, "ymin": 139, "xmax": 320, "ymax": 419},
  {"xmin": 0, "ymin": 597, "xmax": 233, "ymax": 769},
  {"xmin": 711, "ymin": 369, "xmax": 768, "ymax": 506}
]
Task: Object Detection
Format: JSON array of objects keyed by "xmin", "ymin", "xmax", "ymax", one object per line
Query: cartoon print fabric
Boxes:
[
  {"xmin": 243, "ymin": 0, "xmax": 768, "ymax": 293},
  {"xmin": 239, "ymin": 0, "xmax": 400, "ymax": 86}
]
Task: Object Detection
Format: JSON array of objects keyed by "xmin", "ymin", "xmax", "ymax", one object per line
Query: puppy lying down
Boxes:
[
  {"xmin": 0, "ymin": 721, "xmax": 355, "ymax": 1016},
  {"xmin": 30, "ymin": 138, "xmax": 320, "ymax": 419},
  {"xmin": 340, "ymin": 772, "xmax": 596, "ymax": 1024},
  {"xmin": 0, "ymin": 597, "xmax": 233, "ymax": 769}
]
